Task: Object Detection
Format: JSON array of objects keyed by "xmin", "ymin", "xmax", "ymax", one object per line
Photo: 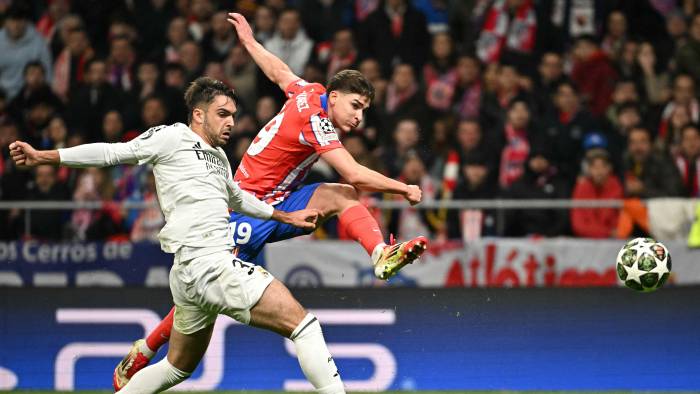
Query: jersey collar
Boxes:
[{"xmin": 320, "ymin": 93, "xmax": 328, "ymax": 112}]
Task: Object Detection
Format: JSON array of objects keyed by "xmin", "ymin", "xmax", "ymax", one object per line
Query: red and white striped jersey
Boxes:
[{"xmin": 234, "ymin": 79, "xmax": 343, "ymax": 204}]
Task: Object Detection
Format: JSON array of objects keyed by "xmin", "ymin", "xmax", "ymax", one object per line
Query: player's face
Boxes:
[
  {"xmin": 202, "ymin": 95, "xmax": 236, "ymax": 147},
  {"xmin": 328, "ymin": 91, "xmax": 370, "ymax": 133}
]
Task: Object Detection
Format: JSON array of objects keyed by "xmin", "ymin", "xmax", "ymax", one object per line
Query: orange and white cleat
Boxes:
[
  {"xmin": 113, "ymin": 339, "xmax": 154, "ymax": 391},
  {"xmin": 372, "ymin": 235, "xmax": 428, "ymax": 280}
]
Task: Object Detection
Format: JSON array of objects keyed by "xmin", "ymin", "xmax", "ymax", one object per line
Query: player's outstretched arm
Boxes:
[
  {"xmin": 9, "ymin": 141, "xmax": 59, "ymax": 167},
  {"xmin": 227, "ymin": 12, "xmax": 299, "ymax": 92},
  {"xmin": 321, "ymin": 148, "xmax": 422, "ymax": 205}
]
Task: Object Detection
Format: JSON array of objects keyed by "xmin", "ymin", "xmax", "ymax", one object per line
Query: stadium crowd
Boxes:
[{"xmin": 1, "ymin": 0, "xmax": 700, "ymax": 242}]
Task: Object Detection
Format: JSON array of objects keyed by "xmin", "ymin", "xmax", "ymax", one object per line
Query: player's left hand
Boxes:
[
  {"xmin": 404, "ymin": 185, "xmax": 422, "ymax": 206},
  {"xmin": 279, "ymin": 208, "xmax": 319, "ymax": 230}
]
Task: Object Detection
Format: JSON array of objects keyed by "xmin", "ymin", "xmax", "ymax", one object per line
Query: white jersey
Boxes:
[{"xmin": 58, "ymin": 122, "xmax": 274, "ymax": 255}]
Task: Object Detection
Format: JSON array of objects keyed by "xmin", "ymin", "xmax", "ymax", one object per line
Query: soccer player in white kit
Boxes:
[{"xmin": 9, "ymin": 78, "xmax": 347, "ymax": 393}]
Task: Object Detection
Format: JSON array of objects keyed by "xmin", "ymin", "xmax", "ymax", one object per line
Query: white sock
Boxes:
[
  {"xmin": 290, "ymin": 313, "xmax": 345, "ymax": 394},
  {"xmin": 119, "ymin": 358, "xmax": 190, "ymax": 393},
  {"xmin": 371, "ymin": 243, "xmax": 386, "ymax": 264}
]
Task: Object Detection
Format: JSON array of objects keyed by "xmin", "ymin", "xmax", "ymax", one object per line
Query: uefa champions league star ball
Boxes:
[{"xmin": 616, "ymin": 237, "xmax": 672, "ymax": 292}]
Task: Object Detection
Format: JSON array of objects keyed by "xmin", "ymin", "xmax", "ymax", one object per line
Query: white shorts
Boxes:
[{"xmin": 169, "ymin": 250, "xmax": 274, "ymax": 335}]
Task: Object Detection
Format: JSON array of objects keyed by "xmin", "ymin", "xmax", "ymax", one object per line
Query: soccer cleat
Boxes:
[
  {"xmin": 373, "ymin": 235, "xmax": 428, "ymax": 280},
  {"xmin": 113, "ymin": 339, "xmax": 153, "ymax": 391}
]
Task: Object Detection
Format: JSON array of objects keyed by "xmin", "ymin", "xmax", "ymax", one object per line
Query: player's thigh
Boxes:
[
  {"xmin": 306, "ymin": 183, "xmax": 360, "ymax": 218},
  {"xmin": 249, "ymin": 278, "xmax": 307, "ymax": 338},
  {"xmin": 167, "ymin": 322, "xmax": 214, "ymax": 373},
  {"xmin": 229, "ymin": 212, "xmax": 275, "ymax": 261}
]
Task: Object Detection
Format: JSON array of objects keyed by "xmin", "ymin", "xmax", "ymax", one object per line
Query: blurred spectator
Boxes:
[
  {"xmin": 481, "ymin": 63, "xmax": 528, "ymax": 129},
  {"xmin": 357, "ymin": 0, "xmax": 430, "ymax": 77},
  {"xmin": 383, "ymin": 118, "xmax": 429, "ymax": 177},
  {"xmin": 636, "ymin": 41, "xmax": 670, "ymax": 106},
  {"xmin": 571, "ymin": 35, "xmax": 618, "ymax": 117},
  {"xmin": 299, "ymin": 0, "xmax": 354, "ymax": 42},
  {"xmin": 70, "ymin": 0, "xmax": 128, "ymax": 55},
  {"xmin": 321, "ymin": 28, "xmax": 357, "ymax": 82},
  {"xmin": 140, "ymin": 96, "xmax": 169, "ymax": 130},
  {"xmin": 69, "ymin": 167, "xmax": 124, "ymax": 241},
  {"xmin": 224, "ymin": 45, "xmax": 257, "ymax": 111},
  {"xmin": 7, "ymin": 61, "xmax": 62, "ymax": 128},
  {"xmin": 423, "ymin": 32, "xmax": 457, "ymax": 113},
  {"xmin": 426, "ymin": 115, "xmax": 456, "ymax": 178},
  {"xmin": 657, "ymin": 103, "xmax": 691, "ymax": 156},
  {"xmin": 413, "ymin": 0, "xmax": 449, "ymax": 34},
  {"xmin": 674, "ymin": 124, "xmax": 700, "ymax": 197},
  {"xmin": 675, "ymin": 12, "xmax": 700, "ymax": 84},
  {"xmin": 666, "ymin": 10, "xmax": 689, "ymax": 54},
  {"xmin": 107, "ymin": 36, "xmax": 137, "ymax": 93},
  {"xmin": 540, "ymin": 81, "xmax": 597, "ymax": 181},
  {"xmin": 615, "ymin": 40, "xmax": 639, "ymax": 81},
  {"xmin": 102, "ymin": 110, "xmax": 124, "ymax": 143},
  {"xmin": 202, "ymin": 11, "xmax": 237, "ymax": 63},
  {"xmin": 476, "ymin": 0, "xmax": 538, "ymax": 66},
  {"xmin": 163, "ymin": 62, "xmax": 187, "ymax": 91},
  {"xmin": 659, "ymin": 74, "xmax": 699, "ymax": 142},
  {"xmin": 302, "ymin": 61, "xmax": 326, "ymax": 85},
  {"xmin": 0, "ymin": 3, "xmax": 53, "ymax": 99},
  {"xmin": 255, "ymin": 96, "xmax": 278, "ymax": 127},
  {"xmin": 343, "ymin": 132, "xmax": 383, "ymax": 173},
  {"xmin": 129, "ymin": 172, "xmax": 165, "ymax": 242},
  {"xmin": 623, "ymin": 126, "xmax": 683, "ymax": 198},
  {"xmin": 504, "ymin": 147, "xmax": 570, "ymax": 236},
  {"xmin": 533, "ymin": 52, "xmax": 566, "ymax": 116},
  {"xmin": 382, "ymin": 63, "xmax": 428, "ymax": 135},
  {"xmin": 52, "ymin": 27, "xmax": 94, "ymax": 101},
  {"xmin": 498, "ymin": 98, "xmax": 532, "ymax": 189},
  {"xmin": 133, "ymin": 0, "xmax": 176, "ymax": 60},
  {"xmin": 22, "ymin": 165, "xmax": 70, "ymax": 240},
  {"xmin": 0, "ymin": 121, "xmax": 30, "ymax": 201},
  {"xmin": 385, "ymin": 153, "xmax": 437, "ymax": 240},
  {"xmin": 453, "ymin": 54, "xmax": 482, "ymax": 120},
  {"xmin": 606, "ymin": 79, "xmax": 640, "ymax": 128},
  {"xmin": 601, "ymin": 11, "xmax": 628, "ymax": 63},
  {"xmin": 46, "ymin": 115, "xmax": 68, "ymax": 149},
  {"xmin": 178, "ymin": 40, "xmax": 204, "ymax": 83},
  {"xmin": 447, "ymin": 151, "xmax": 499, "ymax": 241},
  {"xmin": 447, "ymin": 0, "xmax": 489, "ymax": 54},
  {"xmin": 606, "ymin": 101, "xmax": 642, "ymax": 165},
  {"xmin": 36, "ymin": 0, "xmax": 70, "ymax": 43},
  {"xmin": 49, "ymin": 14, "xmax": 83, "ymax": 60},
  {"xmin": 188, "ymin": 0, "xmax": 215, "ymax": 42},
  {"xmin": 68, "ymin": 59, "xmax": 123, "ymax": 141},
  {"xmin": 570, "ymin": 149, "xmax": 623, "ymax": 238},
  {"xmin": 253, "ymin": 5, "xmax": 277, "ymax": 43},
  {"xmin": 164, "ymin": 17, "xmax": 190, "ymax": 64},
  {"xmin": 264, "ymin": 8, "xmax": 313, "ymax": 76}
]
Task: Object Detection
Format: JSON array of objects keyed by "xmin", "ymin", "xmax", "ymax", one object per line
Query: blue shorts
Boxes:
[{"xmin": 229, "ymin": 183, "xmax": 322, "ymax": 264}]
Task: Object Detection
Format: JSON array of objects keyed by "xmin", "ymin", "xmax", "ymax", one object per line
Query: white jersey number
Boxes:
[
  {"xmin": 229, "ymin": 221, "xmax": 252, "ymax": 245},
  {"xmin": 246, "ymin": 112, "xmax": 285, "ymax": 156}
]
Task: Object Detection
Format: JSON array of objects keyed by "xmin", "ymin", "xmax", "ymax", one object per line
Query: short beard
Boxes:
[{"xmin": 201, "ymin": 115, "xmax": 219, "ymax": 147}]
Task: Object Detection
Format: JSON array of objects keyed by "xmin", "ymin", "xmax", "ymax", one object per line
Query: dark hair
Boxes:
[
  {"xmin": 681, "ymin": 123, "xmax": 700, "ymax": 137},
  {"xmin": 23, "ymin": 60, "xmax": 45, "ymax": 76},
  {"xmin": 184, "ymin": 77, "xmax": 236, "ymax": 123},
  {"xmin": 629, "ymin": 125, "xmax": 652, "ymax": 141},
  {"xmin": 326, "ymin": 69, "xmax": 375, "ymax": 101},
  {"xmin": 585, "ymin": 148, "xmax": 611, "ymax": 166}
]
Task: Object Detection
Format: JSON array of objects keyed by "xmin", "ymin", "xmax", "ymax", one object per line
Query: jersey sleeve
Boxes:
[
  {"xmin": 285, "ymin": 79, "xmax": 326, "ymax": 98},
  {"xmin": 58, "ymin": 124, "xmax": 178, "ymax": 167},
  {"xmin": 301, "ymin": 113, "xmax": 343, "ymax": 154}
]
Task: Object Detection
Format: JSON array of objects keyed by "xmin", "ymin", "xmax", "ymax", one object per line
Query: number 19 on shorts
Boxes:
[{"xmin": 228, "ymin": 221, "xmax": 252, "ymax": 245}]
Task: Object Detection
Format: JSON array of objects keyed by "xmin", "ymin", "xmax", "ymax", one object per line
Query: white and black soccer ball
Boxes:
[{"xmin": 616, "ymin": 237, "xmax": 672, "ymax": 292}]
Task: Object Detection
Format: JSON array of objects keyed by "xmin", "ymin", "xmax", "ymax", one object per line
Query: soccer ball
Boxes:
[{"xmin": 616, "ymin": 237, "xmax": 672, "ymax": 292}]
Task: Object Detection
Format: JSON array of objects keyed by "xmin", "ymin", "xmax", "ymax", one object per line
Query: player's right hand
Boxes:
[
  {"xmin": 227, "ymin": 12, "xmax": 255, "ymax": 44},
  {"xmin": 404, "ymin": 185, "xmax": 422, "ymax": 206},
  {"xmin": 9, "ymin": 140, "xmax": 39, "ymax": 167},
  {"xmin": 281, "ymin": 208, "xmax": 320, "ymax": 231}
]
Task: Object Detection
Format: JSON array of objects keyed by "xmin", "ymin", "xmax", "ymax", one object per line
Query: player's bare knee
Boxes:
[{"xmin": 330, "ymin": 183, "xmax": 359, "ymax": 211}]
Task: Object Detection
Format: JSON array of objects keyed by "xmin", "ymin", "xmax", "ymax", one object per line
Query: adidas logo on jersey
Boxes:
[{"xmin": 192, "ymin": 141, "xmax": 202, "ymax": 150}]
